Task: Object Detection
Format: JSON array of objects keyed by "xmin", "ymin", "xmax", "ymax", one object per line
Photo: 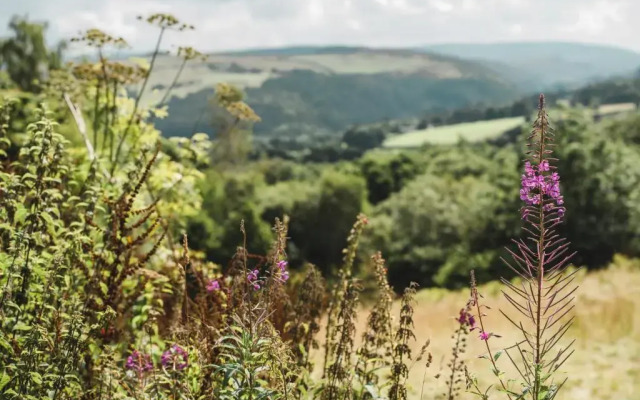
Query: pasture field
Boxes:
[
  {"xmin": 383, "ymin": 116, "xmax": 526, "ymax": 148},
  {"xmin": 597, "ymin": 102, "xmax": 637, "ymax": 116}
]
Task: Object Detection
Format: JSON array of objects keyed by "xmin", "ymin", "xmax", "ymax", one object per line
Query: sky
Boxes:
[{"xmin": 1, "ymin": 0, "xmax": 639, "ymax": 54}]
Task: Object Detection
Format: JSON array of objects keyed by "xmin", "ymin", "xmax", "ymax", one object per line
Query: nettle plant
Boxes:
[{"xmin": 465, "ymin": 95, "xmax": 578, "ymax": 400}]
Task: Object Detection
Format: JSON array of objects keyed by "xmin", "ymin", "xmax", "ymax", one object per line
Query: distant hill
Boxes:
[
  {"xmin": 145, "ymin": 47, "xmax": 520, "ymax": 138},
  {"xmin": 421, "ymin": 42, "xmax": 640, "ymax": 90}
]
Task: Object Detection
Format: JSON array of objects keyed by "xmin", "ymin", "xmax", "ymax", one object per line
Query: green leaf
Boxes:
[
  {"xmin": 29, "ymin": 372, "xmax": 42, "ymax": 385},
  {"xmin": 14, "ymin": 205, "xmax": 27, "ymax": 224},
  {"xmin": 493, "ymin": 350, "xmax": 502, "ymax": 361},
  {"xmin": 12, "ymin": 322, "xmax": 31, "ymax": 331},
  {"xmin": 0, "ymin": 371, "xmax": 11, "ymax": 391}
]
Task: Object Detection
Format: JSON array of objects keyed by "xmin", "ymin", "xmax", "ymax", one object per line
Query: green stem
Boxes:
[
  {"xmin": 534, "ymin": 112, "xmax": 548, "ymax": 400},
  {"xmin": 159, "ymin": 57, "xmax": 187, "ymax": 106},
  {"xmin": 111, "ymin": 27, "xmax": 165, "ymax": 174}
]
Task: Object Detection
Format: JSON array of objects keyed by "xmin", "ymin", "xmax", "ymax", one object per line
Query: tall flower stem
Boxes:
[{"xmin": 500, "ymin": 94, "xmax": 577, "ymax": 400}]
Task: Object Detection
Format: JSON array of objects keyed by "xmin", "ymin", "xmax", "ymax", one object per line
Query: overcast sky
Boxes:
[{"xmin": 1, "ymin": 0, "xmax": 639, "ymax": 54}]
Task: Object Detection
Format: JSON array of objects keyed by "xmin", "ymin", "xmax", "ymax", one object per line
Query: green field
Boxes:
[{"xmin": 382, "ymin": 116, "xmax": 526, "ymax": 148}]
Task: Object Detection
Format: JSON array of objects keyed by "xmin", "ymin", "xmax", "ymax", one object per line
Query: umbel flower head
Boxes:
[
  {"xmin": 125, "ymin": 350, "xmax": 153, "ymax": 373},
  {"xmin": 161, "ymin": 344, "xmax": 189, "ymax": 370}
]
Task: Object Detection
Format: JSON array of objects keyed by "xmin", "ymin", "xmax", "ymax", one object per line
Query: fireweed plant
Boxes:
[{"xmin": 466, "ymin": 95, "xmax": 578, "ymax": 400}]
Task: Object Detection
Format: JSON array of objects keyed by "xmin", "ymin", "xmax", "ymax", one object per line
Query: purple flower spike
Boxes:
[
  {"xmin": 519, "ymin": 158, "xmax": 565, "ymax": 221},
  {"xmin": 161, "ymin": 344, "xmax": 189, "ymax": 371},
  {"xmin": 479, "ymin": 331, "xmax": 490, "ymax": 341},
  {"xmin": 126, "ymin": 350, "xmax": 153, "ymax": 373}
]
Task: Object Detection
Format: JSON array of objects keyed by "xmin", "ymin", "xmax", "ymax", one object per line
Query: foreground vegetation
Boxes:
[{"xmin": 342, "ymin": 256, "xmax": 638, "ymax": 400}]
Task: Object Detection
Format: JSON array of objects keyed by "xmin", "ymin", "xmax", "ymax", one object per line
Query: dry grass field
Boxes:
[{"xmin": 314, "ymin": 255, "xmax": 640, "ymax": 400}]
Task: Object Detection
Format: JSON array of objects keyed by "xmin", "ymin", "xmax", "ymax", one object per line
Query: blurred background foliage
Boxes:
[{"xmin": 3, "ymin": 13, "xmax": 640, "ymax": 292}]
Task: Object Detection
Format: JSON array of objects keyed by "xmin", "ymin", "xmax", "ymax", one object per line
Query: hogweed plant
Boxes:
[{"xmin": 466, "ymin": 94, "xmax": 579, "ymax": 400}]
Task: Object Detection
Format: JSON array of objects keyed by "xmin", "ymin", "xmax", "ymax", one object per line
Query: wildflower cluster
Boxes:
[
  {"xmin": 161, "ymin": 344, "xmax": 189, "ymax": 370},
  {"xmin": 126, "ymin": 350, "xmax": 154, "ymax": 373}
]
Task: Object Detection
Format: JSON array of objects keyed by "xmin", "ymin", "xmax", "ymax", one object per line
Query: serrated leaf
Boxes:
[
  {"xmin": 29, "ymin": 371, "xmax": 42, "ymax": 385},
  {"xmin": 0, "ymin": 371, "xmax": 11, "ymax": 390}
]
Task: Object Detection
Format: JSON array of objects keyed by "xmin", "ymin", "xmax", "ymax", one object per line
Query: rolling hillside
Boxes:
[
  {"xmin": 140, "ymin": 42, "xmax": 640, "ymax": 139},
  {"xmin": 139, "ymin": 47, "xmax": 521, "ymax": 138},
  {"xmin": 422, "ymin": 42, "xmax": 640, "ymax": 90}
]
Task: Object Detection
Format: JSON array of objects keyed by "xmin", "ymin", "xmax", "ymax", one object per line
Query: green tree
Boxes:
[
  {"xmin": 0, "ymin": 16, "xmax": 65, "ymax": 92},
  {"xmin": 186, "ymin": 170, "xmax": 273, "ymax": 262},
  {"xmin": 552, "ymin": 111, "xmax": 640, "ymax": 267}
]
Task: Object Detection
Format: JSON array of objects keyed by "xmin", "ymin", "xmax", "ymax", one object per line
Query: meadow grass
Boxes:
[
  {"xmin": 383, "ymin": 117, "xmax": 526, "ymax": 148},
  {"xmin": 312, "ymin": 257, "xmax": 640, "ymax": 399}
]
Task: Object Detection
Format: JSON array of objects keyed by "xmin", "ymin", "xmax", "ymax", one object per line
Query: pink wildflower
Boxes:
[
  {"xmin": 125, "ymin": 350, "xmax": 153, "ymax": 372},
  {"xmin": 206, "ymin": 279, "xmax": 220, "ymax": 292},
  {"xmin": 161, "ymin": 344, "xmax": 188, "ymax": 370},
  {"xmin": 247, "ymin": 269, "xmax": 260, "ymax": 290}
]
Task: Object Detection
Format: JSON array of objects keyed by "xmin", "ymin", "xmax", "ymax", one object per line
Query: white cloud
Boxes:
[
  {"xmin": 430, "ymin": 0, "xmax": 454, "ymax": 13},
  {"xmin": 0, "ymin": 0, "xmax": 638, "ymax": 53},
  {"xmin": 563, "ymin": 0, "xmax": 627, "ymax": 34}
]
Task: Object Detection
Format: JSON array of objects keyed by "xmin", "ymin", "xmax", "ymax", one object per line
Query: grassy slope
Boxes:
[
  {"xmin": 383, "ymin": 116, "xmax": 526, "ymax": 147},
  {"xmin": 141, "ymin": 48, "xmax": 497, "ymax": 107},
  {"xmin": 314, "ymin": 257, "xmax": 640, "ymax": 399}
]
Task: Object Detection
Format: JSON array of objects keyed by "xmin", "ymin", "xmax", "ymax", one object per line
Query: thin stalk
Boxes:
[
  {"xmin": 109, "ymin": 81, "xmax": 118, "ymax": 162},
  {"xmin": 533, "ymin": 112, "xmax": 547, "ymax": 400},
  {"xmin": 92, "ymin": 78, "xmax": 101, "ymax": 149},
  {"xmin": 158, "ymin": 57, "xmax": 187, "ymax": 106},
  {"xmin": 112, "ymin": 27, "xmax": 165, "ymax": 174},
  {"xmin": 446, "ymin": 327, "xmax": 463, "ymax": 400},
  {"xmin": 472, "ymin": 289, "xmax": 512, "ymax": 400}
]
